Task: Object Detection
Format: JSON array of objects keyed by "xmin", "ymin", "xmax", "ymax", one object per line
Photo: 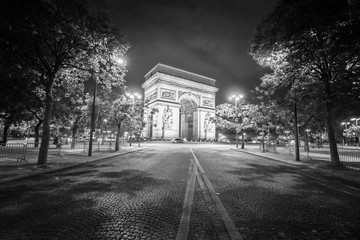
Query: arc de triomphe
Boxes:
[{"xmin": 142, "ymin": 63, "xmax": 218, "ymax": 140}]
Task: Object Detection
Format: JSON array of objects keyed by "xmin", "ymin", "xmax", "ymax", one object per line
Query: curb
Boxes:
[
  {"xmin": 231, "ymin": 148, "xmax": 360, "ymax": 185},
  {"xmin": 230, "ymin": 148, "xmax": 305, "ymax": 166},
  {"xmin": 0, "ymin": 147, "xmax": 148, "ymax": 185}
]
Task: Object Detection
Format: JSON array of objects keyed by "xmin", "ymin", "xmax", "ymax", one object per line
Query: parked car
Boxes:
[{"xmin": 171, "ymin": 138, "xmax": 184, "ymax": 143}]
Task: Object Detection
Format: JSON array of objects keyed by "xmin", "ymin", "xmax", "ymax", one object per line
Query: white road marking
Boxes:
[
  {"xmin": 176, "ymin": 158, "xmax": 197, "ymax": 240},
  {"xmin": 191, "ymin": 148, "xmax": 243, "ymax": 240}
]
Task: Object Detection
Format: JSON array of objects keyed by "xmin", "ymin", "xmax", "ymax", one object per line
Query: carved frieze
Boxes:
[
  {"xmin": 178, "ymin": 91, "xmax": 200, "ymax": 100},
  {"xmin": 144, "ymin": 78, "xmax": 216, "ymax": 95},
  {"xmin": 161, "ymin": 88, "xmax": 176, "ymax": 100},
  {"xmin": 146, "ymin": 90, "xmax": 157, "ymax": 102},
  {"xmin": 202, "ymin": 97, "xmax": 213, "ymax": 107}
]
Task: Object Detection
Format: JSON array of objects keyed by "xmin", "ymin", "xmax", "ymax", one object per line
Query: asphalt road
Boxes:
[{"xmin": 0, "ymin": 143, "xmax": 360, "ymax": 240}]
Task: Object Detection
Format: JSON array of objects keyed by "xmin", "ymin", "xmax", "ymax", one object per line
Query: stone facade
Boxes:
[{"xmin": 142, "ymin": 63, "xmax": 218, "ymax": 140}]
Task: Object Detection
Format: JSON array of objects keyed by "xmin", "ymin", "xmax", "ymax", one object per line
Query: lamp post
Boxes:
[
  {"xmin": 102, "ymin": 119, "xmax": 108, "ymax": 145},
  {"xmin": 241, "ymin": 132, "xmax": 246, "ymax": 149},
  {"xmin": 229, "ymin": 93, "xmax": 244, "ymax": 148},
  {"xmin": 351, "ymin": 118, "xmax": 359, "ymax": 127},
  {"xmin": 230, "ymin": 94, "xmax": 244, "ymax": 108},
  {"xmin": 304, "ymin": 129, "xmax": 311, "ymax": 160},
  {"xmin": 305, "ymin": 129, "xmax": 310, "ymax": 152},
  {"xmin": 341, "ymin": 122, "xmax": 350, "ymax": 129}
]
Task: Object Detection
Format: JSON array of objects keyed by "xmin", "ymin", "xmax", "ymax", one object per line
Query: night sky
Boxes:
[{"xmin": 89, "ymin": 0, "xmax": 278, "ymax": 104}]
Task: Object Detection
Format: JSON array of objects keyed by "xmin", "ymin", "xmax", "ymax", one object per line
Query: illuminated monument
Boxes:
[{"xmin": 142, "ymin": 63, "xmax": 218, "ymax": 140}]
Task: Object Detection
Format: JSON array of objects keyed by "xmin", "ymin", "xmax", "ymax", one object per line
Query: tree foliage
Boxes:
[
  {"xmin": 250, "ymin": 0, "xmax": 360, "ymax": 167},
  {"xmin": 214, "ymin": 103, "xmax": 258, "ymax": 135},
  {"xmin": 0, "ymin": 0, "xmax": 129, "ymax": 164}
]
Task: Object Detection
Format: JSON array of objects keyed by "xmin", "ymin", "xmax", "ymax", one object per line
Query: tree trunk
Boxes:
[
  {"xmin": 1, "ymin": 122, "xmax": 10, "ymax": 144},
  {"xmin": 241, "ymin": 133, "xmax": 245, "ymax": 149},
  {"xmin": 34, "ymin": 120, "xmax": 43, "ymax": 148},
  {"xmin": 38, "ymin": 80, "xmax": 54, "ymax": 165},
  {"xmin": 71, "ymin": 127, "xmax": 77, "ymax": 149},
  {"xmin": 236, "ymin": 132, "xmax": 239, "ymax": 148},
  {"xmin": 129, "ymin": 130, "xmax": 132, "ymax": 146},
  {"xmin": 115, "ymin": 122, "xmax": 121, "ymax": 151},
  {"xmin": 325, "ymin": 101, "xmax": 342, "ymax": 167},
  {"xmin": 88, "ymin": 83, "xmax": 97, "ymax": 157},
  {"xmin": 293, "ymin": 101, "xmax": 300, "ymax": 161}
]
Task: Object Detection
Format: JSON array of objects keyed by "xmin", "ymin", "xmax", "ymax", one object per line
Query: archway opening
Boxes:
[{"xmin": 180, "ymin": 98, "xmax": 197, "ymax": 140}]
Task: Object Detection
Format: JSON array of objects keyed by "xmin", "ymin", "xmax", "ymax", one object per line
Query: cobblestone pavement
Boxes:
[
  {"xmin": 192, "ymin": 144, "xmax": 360, "ymax": 240},
  {"xmin": 1, "ymin": 143, "xmax": 360, "ymax": 239}
]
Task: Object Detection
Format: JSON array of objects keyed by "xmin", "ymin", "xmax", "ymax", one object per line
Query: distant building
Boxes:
[{"xmin": 142, "ymin": 63, "xmax": 218, "ymax": 140}]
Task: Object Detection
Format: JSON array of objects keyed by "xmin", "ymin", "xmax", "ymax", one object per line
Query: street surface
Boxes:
[{"xmin": 1, "ymin": 143, "xmax": 360, "ymax": 240}]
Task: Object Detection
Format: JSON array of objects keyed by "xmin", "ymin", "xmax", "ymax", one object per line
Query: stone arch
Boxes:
[
  {"xmin": 142, "ymin": 63, "xmax": 218, "ymax": 140},
  {"xmin": 179, "ymin": 92, "xmax": 199, "ymax": 107},
  {"xmin": 179, "ymin": 97, "xmax": 197, "ymax": 140}
]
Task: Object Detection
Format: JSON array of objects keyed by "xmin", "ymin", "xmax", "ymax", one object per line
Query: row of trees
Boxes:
[
  {"xmin": 246, "ymin": 0, "xmax": 360, "ymax": 168},
  {"xmin": 214, "ymin": 0, "xmax": 360, "ymax": 168},
  {"xmin": 0, "ymin": 0, "xmax": 145, "ymax": 165}
]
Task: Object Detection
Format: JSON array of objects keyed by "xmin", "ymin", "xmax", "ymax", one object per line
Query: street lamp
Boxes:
[
  {"xmin": 229, "ymin": 93, "xmax": 244, "ymax": 148},
  {"xmin": 351, "ymin": 118, "xmax": 360, "ymax": 127},
  {"xmin": 229, "ymin": 94, "xmax": 244, "ymax": 108},
  {"xmin": 305, "ymin": 129, "xmax": 311, "ymax": 152},
  {"xmin": 341, "ymin": 121, "xmax": 350, "ymax": 129},
  {"xmin": 304, "ymin": 129, "xmax": 311, "ymax": 160},
  {"xmin": 126, "ymin": 92, "xmax": 141, "ymax": 103},
  {"xmin": 116, "ymin": 58, "xmax": 126, "ymax": 65},
  {"xmin": 102, "ymin": 119, "xmax": 108, "ymax": 144}
]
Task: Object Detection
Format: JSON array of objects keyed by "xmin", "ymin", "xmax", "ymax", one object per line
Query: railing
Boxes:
[
  {"xmin": 0, "ymin": 143, "xmax": 27, "ymax": 162},
  {"xmin": 0, "ymin": 142, "xmax": 66, "ymax": 162},
  {"xmin": 338, "ymin": 147, "xmax": 360, "ymax": 162},
  {"xmin": 81, "ymin": 140, "xmax": 128, "ymax": 153}
]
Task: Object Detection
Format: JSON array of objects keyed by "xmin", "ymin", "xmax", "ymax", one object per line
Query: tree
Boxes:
[
  {"xmin": 250, "ymin": 0, "xmax": 360, "ymax": 167},
  {"xmin": 1, "ymin": 0, "xmax": 129, "ymax": 164},
  {"xmin": 0, "ymin": 74, "xmax": 34, "ymax": 144},
  {"xmin": 214, "ymin": 103, "xmax": 258, "ymax": 149},
  {"xmin": 108, "ymin": 95, "xmax": 131, "ymax": 151},
  {"xmin": 51, "ymin": 77, "xmax": 89, "ymax": 149},
  {"xmin": 123, "ymin": 101, "xmax": 145, "ymax": 145},
  {"xmin": 344, "ymin": 124, "xmax": 360, "ymax": 145}
]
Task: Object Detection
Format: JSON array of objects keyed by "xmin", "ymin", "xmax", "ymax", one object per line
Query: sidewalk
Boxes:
[
  {"xmin": 231, "ymin": 145, "xmax": 360, "ymax": 185},
  {"xmin": 0, "ymin": 145, "xmax": 147, "ymax": 185}
]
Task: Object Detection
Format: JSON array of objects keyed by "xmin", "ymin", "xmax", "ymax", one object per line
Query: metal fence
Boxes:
[
  {"xmin": 0, "ymin": 142, "xmax": 64, "ymax": 162},
  {"xmin": 338, "ymin": 147, "xmax": 360, "ymax": 162},
  {"xmin": 80, "ymin": 140, "xmax": 128, "ymax": 153},
  {"xmin": 277, "ymin": 143, "xmax": 360, "ymax": 163},
  {"xmin": 0, "ymin": 143, "xmax": 28, "ymax": 161}
]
